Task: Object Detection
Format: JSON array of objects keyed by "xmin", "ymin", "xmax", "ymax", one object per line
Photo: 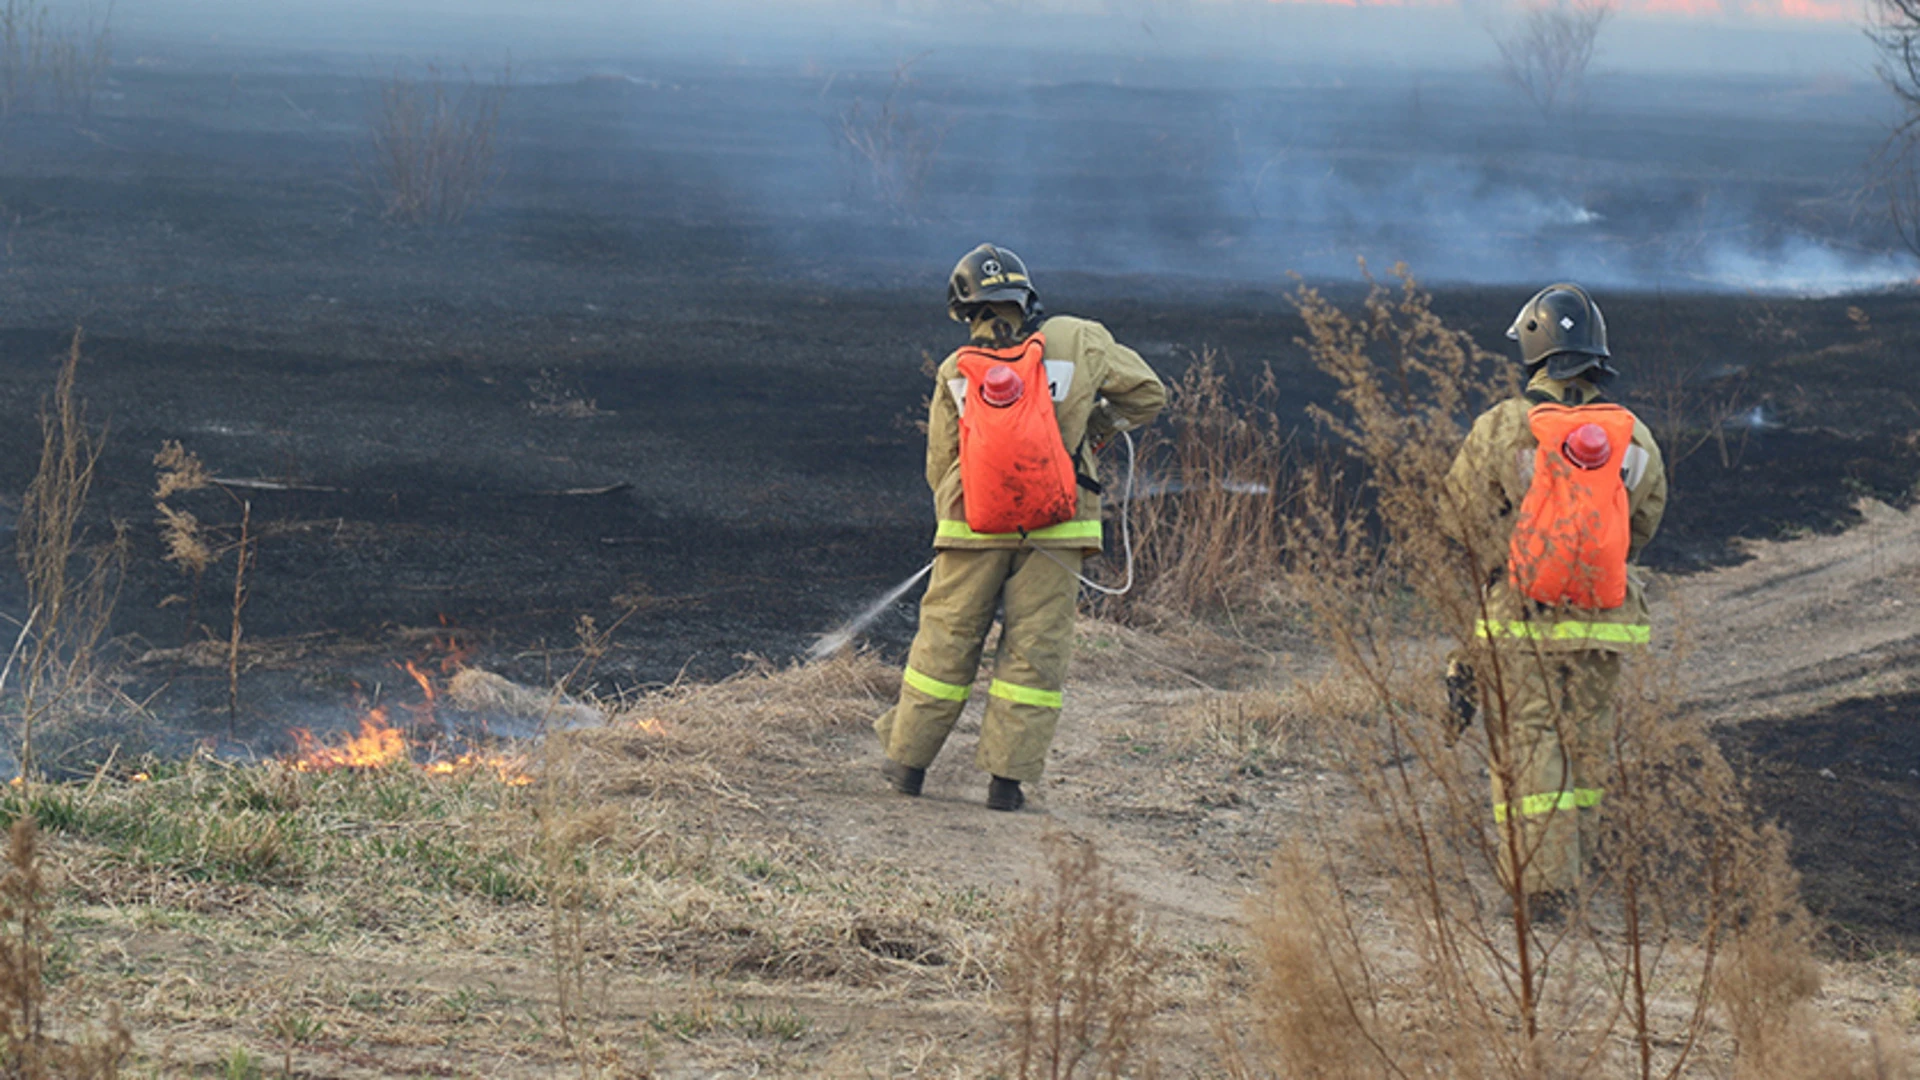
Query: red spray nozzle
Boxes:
[
  {"xmin": 981, "ymin": 364, "xmax": 1024, "ymax": 407},
  {"xmin": 1563, "ymin": 423, "xmax": 1612, "ymax": 470}
]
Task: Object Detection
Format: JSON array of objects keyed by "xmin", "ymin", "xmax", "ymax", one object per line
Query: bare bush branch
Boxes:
[
  {"xmin": 1869, "ymin": 0, "xmax": 1920, "ymax": 257},
  {"xmin": 1491, "ymin": 0, "xmax": 1612, "ymax": 116}
]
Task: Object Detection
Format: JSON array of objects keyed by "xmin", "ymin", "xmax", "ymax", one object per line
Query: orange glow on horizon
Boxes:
[{"xmin": 1263, "ymin": 0, "xmax": 1853, "ymax": 21}]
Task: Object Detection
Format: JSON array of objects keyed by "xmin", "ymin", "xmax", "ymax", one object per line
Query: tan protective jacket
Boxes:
[
  {"xmin": 926, "ymin": 315, "xmax": 1166, "ymax": 551},
  {"xmin": 1443, "ymin": 371, "xmax": 1668, "ymax": 652}
]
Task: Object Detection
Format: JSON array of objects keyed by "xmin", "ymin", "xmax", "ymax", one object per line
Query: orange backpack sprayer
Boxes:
[
  {"xmin": 953, "ymin": 334, "xmax": 1079, "ymax": 535},
  {"xmin": 1508, "ymin": 403, "xmax": 1637, "ymax": 610}
]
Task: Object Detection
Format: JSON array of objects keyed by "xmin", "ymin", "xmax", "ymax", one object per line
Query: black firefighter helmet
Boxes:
[
  {"xmin": 948, "ymin": 243, "xmax": 1040, "ymax": 323},
  {"xmin": 1507, "ymin": 283, "xmax": 1618, "ymax": 383}
]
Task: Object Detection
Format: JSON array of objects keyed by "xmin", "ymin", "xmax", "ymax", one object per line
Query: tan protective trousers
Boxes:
[
  {"xmin": 1487, "ymin": 650, "xmax": 1622, "ymax": 896},
  {"xmin": 873, "ymin": 547, "xmax": 1082, "ymax": 784}
]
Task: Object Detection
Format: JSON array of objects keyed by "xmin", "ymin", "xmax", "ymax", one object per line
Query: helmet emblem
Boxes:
[
  {"xmin": 982, "ymin": 258, "xmax": 1002, "ymax": 277},
  {"xmin": 1560, "ymin": 316, "xmax": 1576, "ymax": 330}
]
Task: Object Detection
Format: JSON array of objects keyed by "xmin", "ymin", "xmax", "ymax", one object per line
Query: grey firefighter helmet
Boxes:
[
  {"xmin": 948, "ymin": 243, "xmax": 1040, "ymax": 323},
  {"xmin": 1507, "ymin": 283, "xmax": 1617, "ymax": 382}
]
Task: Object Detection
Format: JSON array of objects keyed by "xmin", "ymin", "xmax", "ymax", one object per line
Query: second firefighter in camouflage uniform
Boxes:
[{"xmin": 1444, "ymin": 284, "xmax": 1668, "ymax": 914}]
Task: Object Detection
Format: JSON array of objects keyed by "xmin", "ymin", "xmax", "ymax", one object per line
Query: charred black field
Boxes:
[{"xmin": 0, "ymin": 42, "xmax": 1916, "ymax": 951}]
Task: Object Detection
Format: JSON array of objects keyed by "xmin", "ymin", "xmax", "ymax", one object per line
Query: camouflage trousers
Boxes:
[{"xmin": 1487, "ymin": 650, "xmax": 1623, "ymax": 896}]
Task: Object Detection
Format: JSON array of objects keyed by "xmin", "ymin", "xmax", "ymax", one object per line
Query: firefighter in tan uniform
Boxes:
[
  {"xmin": 1443, "ymin": 284, "xmax": 1667, "ymax": 920},
  {"xmin": 874, "ymin": 244, "xmax": 1166, "ymax": 811}
]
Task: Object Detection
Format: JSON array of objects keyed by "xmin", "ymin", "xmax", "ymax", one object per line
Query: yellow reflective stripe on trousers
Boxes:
[
  {"xmin": 936, "ymin": 519, "xmax": 1104, "ymax": 543},
  {"xmin": 1475, "ymin": 619, "xmax": 1650, "ymax": 645},
  {"xmin": 988, "ymin": 679, "xmax": 1064, "ymax": 710},
  {"xmin": 1493, "ymin": 787, "xmax": 1605, "ymax": 824},
  {"xmin": 902, "ymin": 667, "xmax": 970, "ymax": 702}
]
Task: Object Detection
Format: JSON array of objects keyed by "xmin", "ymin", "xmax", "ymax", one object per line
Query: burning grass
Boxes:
[{"xmin": 2, "ymin": 651, "xmax": 1016, "ymax": 1073}]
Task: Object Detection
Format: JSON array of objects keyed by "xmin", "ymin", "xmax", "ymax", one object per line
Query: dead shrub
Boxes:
[
  {"xmin": 1001, "ymin": 834, "xmax": 1163, "ymax": 1080},
  {"xmin": 1491, "ymin": 0, "xmax": 1612, "ymax": 116},
  {"xmin": 13, "ymin": 329, "xmax": 126, "ymax": 778},
  {"xmin": 364, "ymin": 63, "xmax": 507, "ymax": 226},
  {"xmin": 1223, "ymin": 268, "xmax": 1887, "ymax": 1077},
  {"xmin": 0, "ymin": 0, "xmax": 111, "ymax": 119},
  {"xmin": 834, "ymin": 55, "xmax": 946, "ymax": 215},
  {"xmin": 1107, "ymin": 349, "xmax": 1316, "ymax": 624}
]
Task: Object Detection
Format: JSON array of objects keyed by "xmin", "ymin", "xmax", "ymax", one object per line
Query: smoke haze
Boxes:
[{"xmin": 82, "ymin": 1, "xmax": 1920, "ymax": 293}]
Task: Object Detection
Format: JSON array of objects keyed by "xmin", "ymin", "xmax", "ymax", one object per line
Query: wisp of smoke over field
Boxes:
[{"xmin": 113, "ymin": 0, "xmax": 1916, "ymax": 296}]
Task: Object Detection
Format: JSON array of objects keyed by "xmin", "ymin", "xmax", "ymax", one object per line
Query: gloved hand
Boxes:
[
  {"xmin": 1444, "ymin": 658, "xmax": 1477, "ymax": 747},
  {"xmin": 1085, "ymin": 400, "xmax": 1121, "ymax": 452}
]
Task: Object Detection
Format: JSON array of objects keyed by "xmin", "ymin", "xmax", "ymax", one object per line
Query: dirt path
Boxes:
[{"xmin": 1674, "ymin": 498, "xmax": 1920, "ymax": 725}]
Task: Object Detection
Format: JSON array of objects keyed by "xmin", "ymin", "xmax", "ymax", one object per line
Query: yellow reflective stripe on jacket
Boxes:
[
  {"xmin": 903, "ymin": 667, "xmax": 970, "ymax": 702},
  {"xmin": 1475, "ymin": 619, "xmax": 1650, "ymax": 645},
  {"xmin": 936, "ymin": 519, "xmax": 1104, "ymax": 543},
  {"xmin": 1493, "ymin": 787, "xmax": 1604, "ymax": 824},
  {"xmin": 988, "ymin": 679, "xmax": 1064, "ymax": 710}
]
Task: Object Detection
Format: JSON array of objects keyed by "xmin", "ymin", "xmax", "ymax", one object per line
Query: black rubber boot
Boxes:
[
  {"xmin": 986, "ymin": 776, "xmax": 1026, "ymax": 812},
  {"xmin": 882, "ymin": 759, "xmax": 925, "ymax": 797}
]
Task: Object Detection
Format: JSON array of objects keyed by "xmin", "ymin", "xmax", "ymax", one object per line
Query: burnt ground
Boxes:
[
  {"xmin": 1722, "ymin": 692, "xmax": 1920, "ymax": 951},
  {"xmin": 0, "ymin": 55, "xmax": 1911, "ymax": 941}
]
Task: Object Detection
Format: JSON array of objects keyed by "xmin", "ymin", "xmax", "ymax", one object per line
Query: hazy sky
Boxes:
[{"xmin": 112, "ymin": 0, "xmax": 1872, "ymax": 78}]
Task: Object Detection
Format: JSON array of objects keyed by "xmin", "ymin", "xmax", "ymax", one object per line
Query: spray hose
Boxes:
[
  {"xmin": 1036, "ymin": 430, "xmax": 1136, "ymax": 597},
  {"xmin": 805, "ymin": 433, "xmax": 1136, "ymax": 663}
]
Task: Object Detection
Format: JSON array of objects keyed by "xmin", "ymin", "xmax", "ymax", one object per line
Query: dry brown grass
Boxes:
[
  {"xmin": 1107, "ymin": 349, "xmax": 1320, "ymax": 626},
  {"xmin": 365, "ymin": 63, "xmax": 507, "ymax": 226},
  {"xmin": 6, "ymin": 650, "xmax": 996, "ymax": 1071},
  {"xmin": 1163, "ymin": 669, "xmax": 1366, "ymax": 765}
]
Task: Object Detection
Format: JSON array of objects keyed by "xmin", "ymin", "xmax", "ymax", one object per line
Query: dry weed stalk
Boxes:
[
  {"xmin": 14, "ymin": 329, "xmax": 125, "ymax": 779},
  {"xmin": 1228, "ymin": 268, "xmax": 1894, "ymax": 1077},
  {"xmin": 365, "ymin": 63, "xmax": 507, "ymax": 226},
  {"xmin": 1109, "ymin": 349, "xmax": 1313, "ymax": 623},
  {"xmin": 535, "ymin": 732, "xmax": 626, "ymax": 1078},
  {"xmin": 151, "ymin": 442, "xmax": 256, "ymax": 729},
  {"xmin": 0, "ymin": 819, "xmax": 132, "ymax": 1077},
  {"xmin": 1002, "ymin": 835, "xmax": 1163, "ymax": 1080},
  {"xmin": 225, "ymin": 499, "xmax": 251, "ymax": 734}
]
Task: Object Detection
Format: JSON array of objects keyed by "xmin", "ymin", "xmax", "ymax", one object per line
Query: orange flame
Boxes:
[
  {"xmin": 292, "ymin": 708, "xmax": 409, "ymax": 772},
  {"xmin": 287, "ymin": 646, "xmax": 532, "ymax": 786}
]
